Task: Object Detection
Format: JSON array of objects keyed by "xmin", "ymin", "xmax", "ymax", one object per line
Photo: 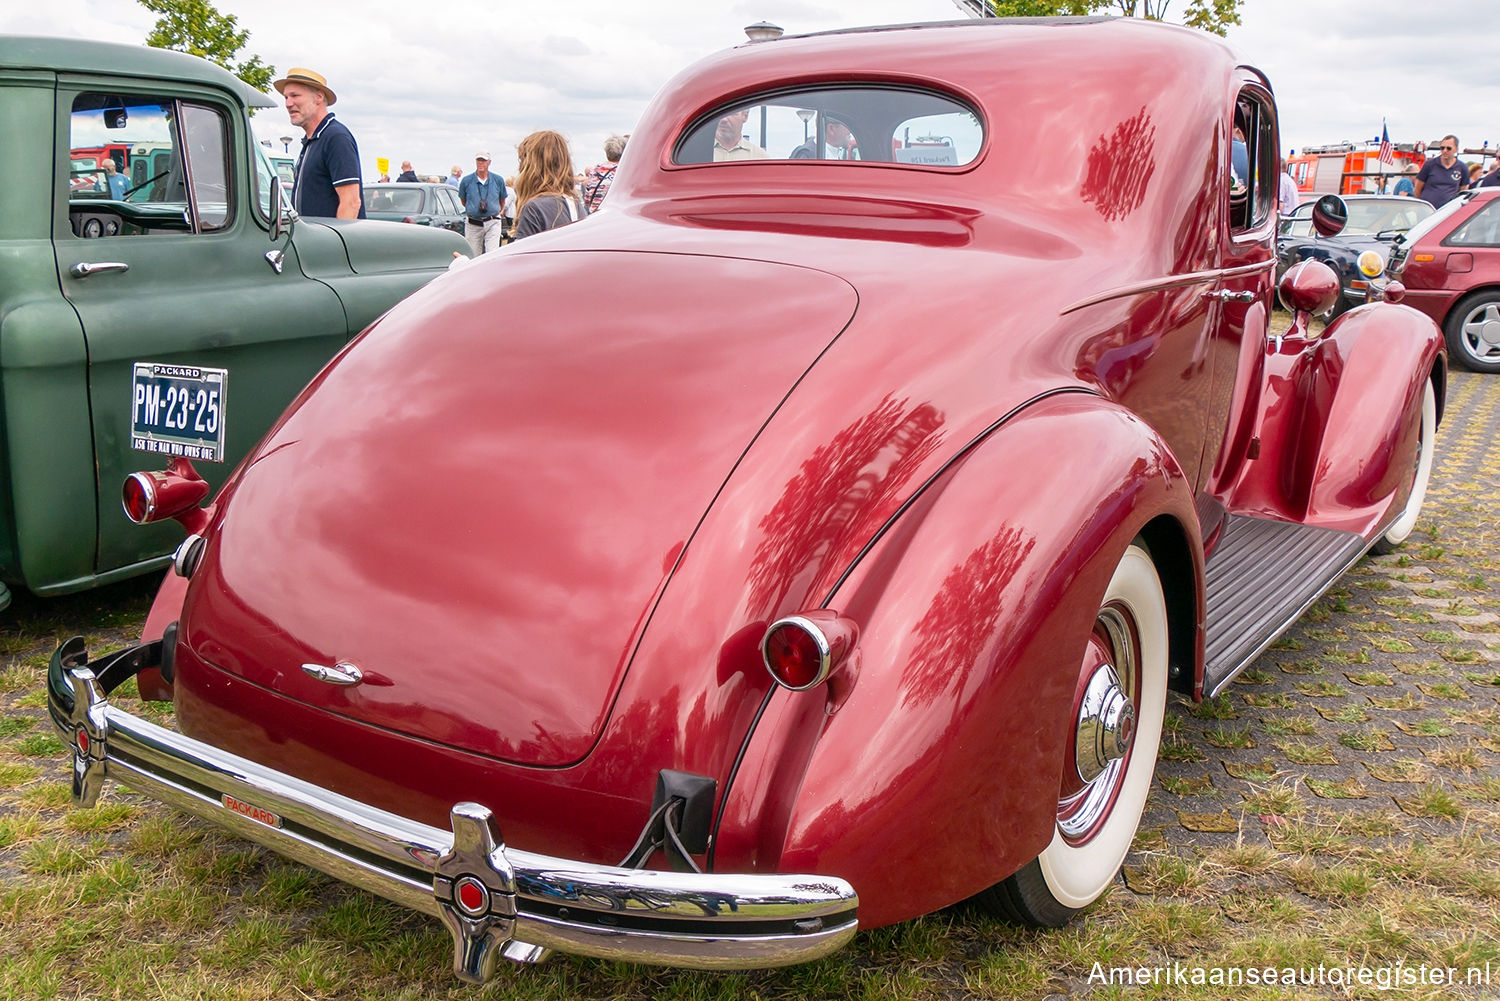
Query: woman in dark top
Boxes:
[{"xmin": 513, "ymin": 130, "xmax": 587, "ymax": 239}]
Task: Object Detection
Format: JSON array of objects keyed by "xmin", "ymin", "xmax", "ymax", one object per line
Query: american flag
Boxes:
[{"xmin": 1378, "ymin": 122, "xmax": 1394, "ymax": 165}]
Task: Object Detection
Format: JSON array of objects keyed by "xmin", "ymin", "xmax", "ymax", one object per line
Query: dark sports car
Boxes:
[{"xmin": 1277, "ymin": 195, "xmax": 1433, "ymax": 316}]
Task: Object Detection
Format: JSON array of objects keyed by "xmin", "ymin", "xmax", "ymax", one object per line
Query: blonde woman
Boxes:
[{"xmin": 512, "ymin": 130, "xmax": 587, "ymax": 239}]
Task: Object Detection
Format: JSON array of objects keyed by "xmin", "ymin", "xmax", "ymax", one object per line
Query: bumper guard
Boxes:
[{"xmin": 46, "ymin": 638, "xmax": 858, "ymax": 981}]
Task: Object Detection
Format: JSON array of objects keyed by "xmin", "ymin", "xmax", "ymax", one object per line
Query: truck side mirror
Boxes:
[{"xmin": 269, "ymin": 176, "xmax": 292, "ymax": 242}]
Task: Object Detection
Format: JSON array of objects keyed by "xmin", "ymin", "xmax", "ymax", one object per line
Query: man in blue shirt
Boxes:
[
  {"xmin": 458, "ymin": 152, "xmax": 507, "ymax": 255},
  {"xmin": 1414, "ymin": 135, "xmax": 1469, "ymax": 209},
  {"xmin": 100, "ymin": 159, "xmax": 129, "ymax": 200},
  {"xmin": 275, "ymin": 67, "xmax": 364, "ymax": 219}
]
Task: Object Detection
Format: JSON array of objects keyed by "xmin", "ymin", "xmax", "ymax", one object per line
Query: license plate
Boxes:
[{"xmin": 130, "ymin": 363, "xmax": 227, "ymax": 462}]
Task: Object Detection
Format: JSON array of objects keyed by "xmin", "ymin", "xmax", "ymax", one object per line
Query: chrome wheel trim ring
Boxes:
[{"xmin": 1057, "ymin": 606, "xmax": 1139, "ymax": 843}]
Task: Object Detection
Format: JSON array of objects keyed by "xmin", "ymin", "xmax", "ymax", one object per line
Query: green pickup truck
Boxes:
[{"xmin": 0, "ymin": 36, "xmax": 466, "ymax": 608}]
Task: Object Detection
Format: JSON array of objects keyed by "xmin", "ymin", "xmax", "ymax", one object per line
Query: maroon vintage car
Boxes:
[
  {"xmin": 1386, "ymin": 186, "xmax": 1500, "ymax": 372},
  {"xmin": 49, "ymin": 17, "xmax": 1443, "ymax": 980}
]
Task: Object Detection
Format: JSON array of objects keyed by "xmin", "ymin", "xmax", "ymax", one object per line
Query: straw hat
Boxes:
[{"xmin": 273, "ymin": 68, "xmax": 336, "ymax": 106}]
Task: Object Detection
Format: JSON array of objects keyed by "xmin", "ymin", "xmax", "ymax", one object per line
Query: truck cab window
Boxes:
[{"xmin": 67, "ymin": 93, "xmax": 232, "ymax": 237}]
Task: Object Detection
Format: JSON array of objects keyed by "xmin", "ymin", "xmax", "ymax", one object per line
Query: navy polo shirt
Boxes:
[{"xmin": 293, "ymin": 113, "xmax": 365, "ymax": 218}]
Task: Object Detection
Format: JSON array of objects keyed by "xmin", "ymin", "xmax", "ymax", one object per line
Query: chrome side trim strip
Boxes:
[
  {"xmin": 1061, "ymin": 259, "xmax": 1276, "ymax": 315},
  {"xmin": 48, "ymin": 660, "xmax": 858, "ymax": 980}
]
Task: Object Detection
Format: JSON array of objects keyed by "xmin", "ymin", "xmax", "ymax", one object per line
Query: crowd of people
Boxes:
[{"xmin": 272, "ymin": 65, "xmax": 628, "ymax": 255}]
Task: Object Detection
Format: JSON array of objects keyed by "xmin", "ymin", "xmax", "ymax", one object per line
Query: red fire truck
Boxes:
[{"xmin": 1289, "ymin": 142, "xmax": 1425, "ymax": 196}]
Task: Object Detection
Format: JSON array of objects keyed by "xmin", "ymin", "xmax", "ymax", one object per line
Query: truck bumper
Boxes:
[{"xmin": 46, "ymin": 638, "xmax": 858, "ymax": 981}]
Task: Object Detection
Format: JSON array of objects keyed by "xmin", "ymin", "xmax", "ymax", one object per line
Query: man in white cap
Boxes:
[
  {"xmin": 275, "ymin": 67, "xmax": 364, "ymax": 219},
  {"xmin": 457, "ymin": 151, "xmax": 507, "ymax": 255}
]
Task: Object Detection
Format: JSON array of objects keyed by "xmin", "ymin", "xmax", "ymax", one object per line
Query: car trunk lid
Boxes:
[{"xmin": 181, "ymin": 250, "xmax": 858, "ymax": 767}]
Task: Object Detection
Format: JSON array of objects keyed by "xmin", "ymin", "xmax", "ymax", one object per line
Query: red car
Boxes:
[
  {"xmin": 49, "ymin": 18, "xmax": 1443, "ymax": 980},
  {"xmin": 1387, "ymin": 186, "xmax": 1500, "ymax": 372}
]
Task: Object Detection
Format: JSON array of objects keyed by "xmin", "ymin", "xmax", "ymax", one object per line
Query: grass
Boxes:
[{"xmin": 1338, "ymin": 728, "xmax": 1393, "ymax": 752}]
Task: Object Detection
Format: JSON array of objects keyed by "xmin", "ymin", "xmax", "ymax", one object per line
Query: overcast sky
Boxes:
[{"xmin": 7, "ymin": 0, "xmax": 1498, "ymax": 181}]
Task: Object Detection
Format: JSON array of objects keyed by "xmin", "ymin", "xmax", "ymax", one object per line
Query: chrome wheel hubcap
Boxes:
[
  {"xmin": 1075, "ymin": 662, "xmax": 1135, "ymax": 783},
  {"xmin": 1059, "ymin": 605, "xmax": 1141, "ymax": 843}
]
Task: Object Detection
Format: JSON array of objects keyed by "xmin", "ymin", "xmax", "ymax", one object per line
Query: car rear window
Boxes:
[
  {"xmin": 673, "ymin": 86, "xmax": 982, "ymax": 167},
  {"xmin": 365, "ymin": 187, "xmax": 425, "ymax": 213}
]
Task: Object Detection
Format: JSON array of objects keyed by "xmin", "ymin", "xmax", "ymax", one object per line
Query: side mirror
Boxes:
[
  {"xmin": 1311, "ymin": 194, "xmax": 1348, "ymax": 238},
  {"xmin": 268, "ymin": 175, "xmax": 295, "ymax": 242}
]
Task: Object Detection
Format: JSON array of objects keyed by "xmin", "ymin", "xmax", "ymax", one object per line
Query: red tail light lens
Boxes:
[
  {"xmin": 763, "ymin": 620, "xmax": 828, "ymax": 690},
  {"xmin": 122, "ymin": 472, "xmax": 158, "ymax": 524},
  {"xmin": 761, "ymin": 611, "xmax": 858, "ymax": 691},
  {"xmin": 121, "ymin": 460, "xmax": 210, "ymax": 526}
]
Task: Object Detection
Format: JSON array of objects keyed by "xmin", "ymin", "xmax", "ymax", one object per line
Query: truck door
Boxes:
[{"xmin": 52, "ymin": 80, "xmax": 347, "ymax": 583}]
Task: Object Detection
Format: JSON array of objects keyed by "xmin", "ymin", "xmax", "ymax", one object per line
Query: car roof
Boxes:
[
  {"xmin": 0, "ymin": 34, "xmax": 274, "ymax": 109},
  {"xmin": 771, "ymin": 15, "xmax": 1111, "ymax": 41}
]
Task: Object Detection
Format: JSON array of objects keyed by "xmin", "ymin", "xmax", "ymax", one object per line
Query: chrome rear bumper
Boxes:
[{"xmin": 47, "ymin": 640, "xmax": 858, "ymax": 981}]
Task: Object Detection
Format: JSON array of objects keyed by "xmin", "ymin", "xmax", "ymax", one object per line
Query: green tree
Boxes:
[
  {"xmin": 137, "ymin": 0, "xmax": 274, "ymax": 92},
  {"xmin": 985, "ymin": 0, "xmax": 1243, "ymax": 36}
]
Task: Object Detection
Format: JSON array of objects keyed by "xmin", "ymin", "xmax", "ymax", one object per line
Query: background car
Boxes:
[
  {"xmin": 264, "ymin": 149, "xmax": 296, "ymax": 190},
  {"xmin": 1277, "ymin": 194, "xmax": 1433, "ymax": 317},
  {"xmin": 49, "ymin": 18, "xmax": 1444, "ymax": 981},
  {"xmin": 0, "ymin": 35, "xmax": 466, "ymax": 609},
  {"xmin": 1388, "ymin": 187, "xmax": 1500, "ymax": 372},
  {"xmin": 362, "ymin": 182, "xmax": 466, "ymax": 233}
]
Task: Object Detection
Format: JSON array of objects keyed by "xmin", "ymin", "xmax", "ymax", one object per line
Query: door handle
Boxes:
[
  {"xmin": 69, "ymin": 262, "xmax": 130, "ymax": 279},
  {"xmin": 1205, "ymin": 289, "xmax": 1256, "ymax": 304}
]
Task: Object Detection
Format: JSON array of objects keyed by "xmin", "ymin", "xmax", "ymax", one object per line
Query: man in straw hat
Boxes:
[{"xmin": 275, "ymin": 67, "xmax": 364, "ymax": 219}]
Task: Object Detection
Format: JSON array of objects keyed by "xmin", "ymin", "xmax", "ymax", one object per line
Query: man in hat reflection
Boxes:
[{"xmin": 275, "ymin": 67, "xmax": 365, "ymax": 219}]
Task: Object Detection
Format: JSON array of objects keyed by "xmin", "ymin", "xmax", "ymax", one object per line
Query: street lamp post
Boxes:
[
  {"xmin": 796, "ymin": 108, "xmax": 813, "ymax": 142},
  {"xmin": 279, "ymin": 136, "xmax": 293, "ymax": 153}
]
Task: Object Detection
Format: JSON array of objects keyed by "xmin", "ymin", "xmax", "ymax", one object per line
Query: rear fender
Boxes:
[
  {"xmin": 714, "ymin": 393, "xmax": 1202, "ymax": 927},
  {"xmin": 1229, "ymin": 304, "xmax": 1444, "ymax": 534}
]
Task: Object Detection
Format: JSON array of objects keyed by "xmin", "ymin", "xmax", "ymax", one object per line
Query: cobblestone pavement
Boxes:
[{"xmin": 1136, "ymin": 367, "xmax": 1500, "ymax": 863}]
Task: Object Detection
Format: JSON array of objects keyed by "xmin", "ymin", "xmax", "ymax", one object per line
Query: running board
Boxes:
[{"xmin": 1202, "ymin": 515, "xmax": 1369, "ymax": 697}]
